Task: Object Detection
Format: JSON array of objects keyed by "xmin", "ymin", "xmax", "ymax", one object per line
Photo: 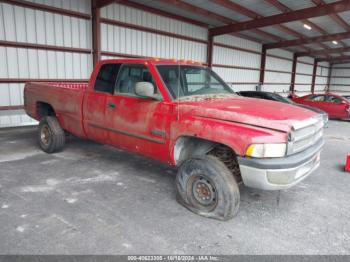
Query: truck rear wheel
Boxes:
[
  {"xmin": 38, "ymin": 116, "xmax": 65, "ymax": 153},
  {"xmin": 175, "ymin": 155, "xmax": 240, "ymax": 220}
]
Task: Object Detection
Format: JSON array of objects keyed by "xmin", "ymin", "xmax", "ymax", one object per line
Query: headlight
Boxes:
[{"xmin": 245, "ymin": 143, "xmax": 287, "ymax": 158}]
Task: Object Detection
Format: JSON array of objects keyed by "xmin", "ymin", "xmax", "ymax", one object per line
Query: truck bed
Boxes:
[{"xmin": 24, "ymin": 82, "xmax": 88, "ymax": 138}]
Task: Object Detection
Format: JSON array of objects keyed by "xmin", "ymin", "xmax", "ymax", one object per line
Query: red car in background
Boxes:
[{"xmin": 292, "ymin": 93, "xmax": 350, "ymax": 120}]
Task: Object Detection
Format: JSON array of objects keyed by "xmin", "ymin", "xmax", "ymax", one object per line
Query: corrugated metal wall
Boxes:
[
  {"xmin": 315, "ymin": 61, "xmax": 329, "ymax": 93},
  {"xmin": 329, "ymin": 63, "xmax": 350, "ymax": 95},
  {"xmin": 212, "ymin": 35, "xmax": 261, "ymax": 91},
  {"xmin": 100, "ymin": 3, "xmax": 207, "ymax": 62},
  {"xmin": 0, "ymin": 0, "xmax": 92, "ymax": 127},
  {"xmin": 265, "ymin": 48, "xmax": 293, "ymax": 94}
]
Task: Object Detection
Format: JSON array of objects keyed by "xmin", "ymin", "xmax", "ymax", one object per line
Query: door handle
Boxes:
[{"xmin": 107, "ymin": 102, "xmax": 116, "ymax": 109}]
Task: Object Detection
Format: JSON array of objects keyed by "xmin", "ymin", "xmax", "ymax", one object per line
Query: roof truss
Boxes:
[{"xmin": 209, "ymin": 0, "xmax": 350, "ymax": 36}]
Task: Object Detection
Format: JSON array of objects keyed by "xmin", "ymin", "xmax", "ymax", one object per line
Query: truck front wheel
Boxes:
[
  {"xmin": 175, "ymin": 155, "xmax": 240, "ymax": 220},
  {"xmin": 38, "ymin": 116, "xmax": 65, "ymax": 153}
]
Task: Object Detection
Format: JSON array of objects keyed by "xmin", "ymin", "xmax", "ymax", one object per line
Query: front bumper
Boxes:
[{"xmin": 237, "ymin": 139, "xmax": 324, "ymax": 190}]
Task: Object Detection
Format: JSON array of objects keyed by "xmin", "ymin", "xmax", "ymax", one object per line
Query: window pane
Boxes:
[
  {"xmin": 157, "ymin": 65, "xmax": 234, "ymax": 99},
  {"xmin": 94, "ymin": 64, "xmax": 121, "ymax": 94},
  {"xmin": 325, "ymin": 96, "xmax": 342, "ymax": 103},
  {"xmin": 309, "ymin": 95, "xmax": 325, "ymax": 102},
  {"xmin": 115, "ymin": 64, "xmax": 157, "ymax": 96}
]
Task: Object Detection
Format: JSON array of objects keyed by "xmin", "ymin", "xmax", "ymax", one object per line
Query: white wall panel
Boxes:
[
  {"xmin": 0, "ymin": 3, "xmax": 91, "ymax": 48},
  {"xmin": 101, "ymin": 24, "xmax": 207, "ymax": 62},
  {"xmin": 331, "ymin": 68, "xmax": 350, "ymax": 77},
  {"xmin": 215, "ymin": 34, "xmax": 261, "ymax": 52},
  {"xmin": 295, "ymin": 74, "xmax": 312, "ymax": 84},
  {"xmin": 268, "ymin": 48, "xmax": 293, "ymax": 59},
  {"xmin": 298, "ymin": 56, "xmax": 314, "ymax": 64},
  {"xmin": 229, "ymin": 84, "xmax": 257, "ymax": 92},
  {"xmin": 25, "ymin": 0, "xmax": 91, "ymax": 14},
  {"xmin": 314, "ymin": 62, "xmax": 329, "ymax": 93},
  {"xmin": 101, "ymin": 3, "xmax": 207, "ymax": 41},
  {"xmin": 263, "ymin": 85, "xmax": 290, "ymax": 94},
  {"xmin": 265, "ymin": 72, "xmax": 291, "ymax": 83},
  {"xmin": 264, "ymin": 49, "xmax": 292, "ymax": 94},
  {"xmin": 333, "ymin": 63, "xmax": 350, "ymax": 68},
  {"xmin": 0, "ymin": 47, "xmax": 91, "ymax": 79},
  {"xmin": 266, "ymin": 56, "xmax": 292, "ymax": 71},
  {"xmin": 100, "ymin": 3, "xmax": 207, "ymax": 63},
  {"xmin": 212, "ymin": 67, "xmax": 259, "ymax": 85},
  {"xmin": 212, "ymin": 35, "xmax": 261, "ymax": 90},
  {"xmin": 0, "ymin": 1, "xmax": 91, "ymax": 127},
  {"xmin": 213, "ymin": 46, "xmax": 260, "ymax": 68},
  {"xmin": 296, "ymin": 63, "xmax": 313, "ymax": 75},
  {"xmin": 0, "ymin": 83, "xmax": 37, "ymax": 127},
  {"xmin": 329, "ymin": 63, "xmax": 350, "ymax": 94}
]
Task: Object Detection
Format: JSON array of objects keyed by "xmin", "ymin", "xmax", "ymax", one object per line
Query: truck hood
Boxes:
[{"xmin": 177, "ymin": 95, "xmax": 317, "ymax": 132}]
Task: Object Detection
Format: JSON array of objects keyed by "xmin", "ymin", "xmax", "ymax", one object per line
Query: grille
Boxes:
[{"xmin": 288, "ymin": 116, "xmax": 324, "ymax": 155}]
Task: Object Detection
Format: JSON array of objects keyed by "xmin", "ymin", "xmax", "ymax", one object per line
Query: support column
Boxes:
[
  {"xmin": 92, "ymin": 0, "xmax": 101, "ymax": 66},
  {"xmin": 207, "ymin": 34, "xmax": 214, "ymax": 68},
  {"xmin": 326, "ymin": 63, "xmax": 333, "ymax": 92},
  {"xmin": 259, "ymin": 45, "xmax": 267, "ymax": 86},
  {"xmin": 290, "ymin": 53, "xmax": 297, "ymax": 93},
  {"xmin": 311, "ymin": 59, "xmax": 318, "ymax": 94}
]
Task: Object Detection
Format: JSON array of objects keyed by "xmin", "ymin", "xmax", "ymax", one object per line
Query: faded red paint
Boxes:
[
  {"xmin": 24, "ymin": 59, "xmax": 318, "ymax": 165},
  {"xmin": 293, "ymin": 92, "xmax": 350, "ymax": 120}
]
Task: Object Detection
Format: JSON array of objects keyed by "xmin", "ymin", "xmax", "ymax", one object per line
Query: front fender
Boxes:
[{"xmin": 169, "ymin": 116, "xmax": 287, "ymax": 164}]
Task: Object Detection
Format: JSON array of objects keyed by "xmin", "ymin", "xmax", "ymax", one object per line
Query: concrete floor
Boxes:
[{"xmin": 0, "ymin": 120, "xmax": 350, "ymax": 255}]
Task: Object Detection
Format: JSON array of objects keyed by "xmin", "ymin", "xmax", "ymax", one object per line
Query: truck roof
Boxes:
[{"xmin": 99, "ymin": 58, "xmax": 205, "ymax": 66}]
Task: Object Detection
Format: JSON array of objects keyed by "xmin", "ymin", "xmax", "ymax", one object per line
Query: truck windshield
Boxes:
[{"xmin": 156, "ymin": 65, "xmax": 234, "ymax": 99}]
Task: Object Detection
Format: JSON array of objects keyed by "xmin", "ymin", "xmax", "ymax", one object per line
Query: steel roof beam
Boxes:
[
  {"xmin": 161, "ymin": 0, "xmax": 283, "ymax": 42},
  {"xmin": 297, "ymin": 46, "xmax": 350, "ymax": 57},
  {"xmin": 96, "ymin": 0, "xmax": 116, "ymax": 8},
  {"xmin": 265, "ymin": 31, "xmax": 350, "ymax": 49},
  {"xmin": 312, "ymin": 0, "xmax": 350, "ymax": 31},
  {"xmin": 332, "ymin": 60, "xmax": 350, "ymax": 65},
  {"xmin": 264, "ymin": 0, "xmax": 340, "ymax": 56},
  {"xmin": 209, "ymin": 0, "xmax": 350, "ymax": 36},
  {"xmin": 211, "ymin": 0, "xmax": 311, "ymax": 52},
  {"xmin": 318, "ymin": 55, "xmax": 350, "ymax": 62}
]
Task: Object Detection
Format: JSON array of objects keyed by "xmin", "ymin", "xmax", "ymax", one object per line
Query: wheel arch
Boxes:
[
  {"xmin": 36, "ymin": 101, "xmax": 56, "ymax": 120},
  {"xmin": 173, "ymin": 135, "xmax": 238, "ymax": 165}
]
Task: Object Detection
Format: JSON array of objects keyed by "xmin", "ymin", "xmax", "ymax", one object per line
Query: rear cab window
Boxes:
[{"xmin": 94, "ymin": 63, "xmax": 121, "ymax": 94}]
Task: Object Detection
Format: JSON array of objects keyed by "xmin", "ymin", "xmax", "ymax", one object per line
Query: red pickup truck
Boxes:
[{"xmin": 24, "ymin": 59, "xmax": 324, "ymax": 220}]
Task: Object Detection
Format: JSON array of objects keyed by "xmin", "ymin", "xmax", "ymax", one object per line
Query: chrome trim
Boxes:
[
  {"xmin": 239, "ymin": 150, "xmax": 321, "ymax": 190},
  {"xmin": 287, "ymin": 115, "xmax": 324, "ymax": 155}
]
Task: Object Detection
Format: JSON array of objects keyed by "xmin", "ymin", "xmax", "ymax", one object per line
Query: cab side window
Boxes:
[
  {"xmin": 325, "ymin": 95, "xmax": 342, "ymax": 103},
  {"xmin": 94, "ymin": 64, "xmax": 121, "ymax": 94},
  {"xmin": 115, "ymin": 64, "xmax": 158, "ymax": 96},
  {"xmin": 309, "ymin": 95, "xmax": 325, "ymax": 102}
]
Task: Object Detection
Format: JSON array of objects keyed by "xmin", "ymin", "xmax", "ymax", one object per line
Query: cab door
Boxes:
[
  {"xmin": 303, "ymin": 94, "xmax": 327, "ymax": 112},
  {"xmin": 324, "ymin": 95, "xmax": 348, "ymax": 118},
  {"xmin": 83, "ymin": 63, "xmax": 121, "ymax": 143},
  {"xmin": 105, "ymin": 63, "xmax": 171, "ymax": 162}
]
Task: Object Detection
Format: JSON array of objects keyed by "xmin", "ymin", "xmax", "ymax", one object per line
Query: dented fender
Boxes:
[{"xmin": 169, "ymin": 115, "xmax": 288, "ymax": 165}]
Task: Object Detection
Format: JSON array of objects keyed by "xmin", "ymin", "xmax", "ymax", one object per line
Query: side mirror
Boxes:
[
  {"xmin": 341, "ymin": 100, "xmax": 347, "ymax": 104},
  {"xmin": 135, "ymin": 82, "xmax": 158, "ymax": 99}
]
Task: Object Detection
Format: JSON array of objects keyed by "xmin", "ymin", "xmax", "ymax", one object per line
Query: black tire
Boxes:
[
  {"xmin": 38, "ymin": 116, "xmax": 65, "ymax": 153},
  {"xmin": 175, "ymin": 155, "xmax": 240, "ymax": 221}
]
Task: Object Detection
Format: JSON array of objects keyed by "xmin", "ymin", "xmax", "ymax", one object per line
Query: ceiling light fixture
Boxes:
[
  {"xmin": 303, "ymin": 24, "xmax": 312, "ymax": 30},
  {"xmin": 332, "ymin": 40, "xmax": 338, "ymax": 45}
]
